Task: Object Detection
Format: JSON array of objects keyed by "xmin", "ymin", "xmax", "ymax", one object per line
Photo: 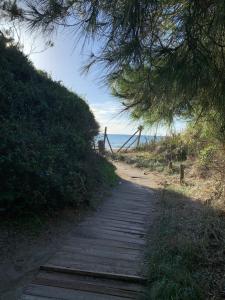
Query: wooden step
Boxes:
[{"xmin": 40, "ymin": 265, "xmax": 147, "ymax": 284}]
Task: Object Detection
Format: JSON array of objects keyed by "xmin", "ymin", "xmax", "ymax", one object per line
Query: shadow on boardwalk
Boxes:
[
  {"xmin": 18, "ymin": 162, "xmax": 157, "ymax": 300},
  {"xmin": 1, "ymin": 162, "xmax": 224, "ymax": 299}
]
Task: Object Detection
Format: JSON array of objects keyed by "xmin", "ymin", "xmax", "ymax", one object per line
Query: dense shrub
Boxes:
[{"xmin": 0, "ymin": 35, "xmax": 113, "ymax": 213}]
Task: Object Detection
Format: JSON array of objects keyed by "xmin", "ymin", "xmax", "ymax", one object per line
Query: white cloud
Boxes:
[
  {"xmin": 90, "ymin": 101, "xmax": 137, "ymax": 134},
  {"xmin": 91, "ymin": 101, "xmax": 121, "ymax": 116}
]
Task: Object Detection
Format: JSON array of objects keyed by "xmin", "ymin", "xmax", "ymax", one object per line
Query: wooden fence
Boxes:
[{"xmin": 97, "ymin": 126, "xmax": 143, "ymax": 154}]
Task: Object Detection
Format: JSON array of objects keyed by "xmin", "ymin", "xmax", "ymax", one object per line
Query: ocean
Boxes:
[{"xmin": 96, "ymin": 134, "xmax": 161, "ymax": 150}]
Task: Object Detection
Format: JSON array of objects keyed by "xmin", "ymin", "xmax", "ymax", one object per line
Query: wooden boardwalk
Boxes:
[{"xmin": 21, "ymin": 165, "xmax": 154, "ymax": 300}]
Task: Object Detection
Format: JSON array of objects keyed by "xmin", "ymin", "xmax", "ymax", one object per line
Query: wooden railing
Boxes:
[{"xmin": 98, "ymin": 126, "xmax": 143, "ymax": 154}]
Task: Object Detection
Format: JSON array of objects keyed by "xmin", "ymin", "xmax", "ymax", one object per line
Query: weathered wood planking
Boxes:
[
  {"xmin": 22, "ymin": 284, "xmax": 140, "ymax": 300},
  {"xmin": 21, "ymin": 177, "xmax": 154, "ymax": 299}
]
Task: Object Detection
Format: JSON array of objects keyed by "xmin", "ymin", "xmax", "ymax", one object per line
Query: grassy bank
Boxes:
[
  {"xmin": 0, "ymin": 156, "xmax": 117, "ymax": 232},
  {"xmin": 143, "ymin": 186, "xmax": 225, "ymax": 300}
]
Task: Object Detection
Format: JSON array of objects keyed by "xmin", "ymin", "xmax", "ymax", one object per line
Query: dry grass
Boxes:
[
  {"xmin": 143, "ymin": 186, "xmax": 225, "ymax": 300},
  {"xmin": 113, "ymin": 150, "xmax": 225, "ymax": 206}
]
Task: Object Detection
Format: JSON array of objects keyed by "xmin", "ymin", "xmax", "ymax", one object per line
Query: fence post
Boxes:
[
  {"xmin": 137, "ymin": 126, "xmax": 143, "ymax": 147},
  {"xmin": 98, "ymin": 140, "xmax": 105, "ymax": 155},
  {"xmin": 106, "ymin": 134, "xmax": 114, "ymax": 154},
  {"xmin": 168, "ymin": 160, "xmax": 173, "ymax": 170},
  {"xmin": 180, "ymin": 164, "xmax": 185, "ymax": 184},
  {"xmin": 103, "ymin": 126, "xmax": 107, "ymax": 150}
]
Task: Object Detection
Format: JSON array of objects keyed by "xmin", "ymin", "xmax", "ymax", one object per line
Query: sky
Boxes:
[{"xmin": 21, "ymin": 26, "xmax": 186, "ymax": 135}]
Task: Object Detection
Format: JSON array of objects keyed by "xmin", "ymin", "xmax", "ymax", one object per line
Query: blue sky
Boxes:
[{"xmin": 22, "ymin": 27, "xmax": 186, "ymax": 135}]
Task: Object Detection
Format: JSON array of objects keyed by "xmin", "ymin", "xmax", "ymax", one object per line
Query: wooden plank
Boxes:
[
  {"xmin": 64, "ymin": 239, "xmax": 143, "ymax": 254},
  {"xmin": 53, "ymin": 247, "xmax": 143, "ymax": 264},
  {"xmin": 73, "ymin": 230, "xmax": 146, "ymax": 245},
  {"xmin": 51, "ymin": 250, "xmax": 140, "ymax": 266},
  {"xmin": 99, "ymin": 205, "xmax": 150, "ymax": 213},
  {"xmin": 82, "ymin": 219, "xmax": 146, "ymax": 232},
  {"xmin": 106, "ymin": 194, "xmax": 150, "ymax": 201},
  {"xmin": 34, "ymin": 278, "xmax": 139, "ymax": 299},
  {"xmin": 61, "ymin": 245, "xmax": 142, "ymax": 260},
  {"xmin": 24, "ymin": 284, "xmax": 135, "ymax": 300},
  {"xmin": 48, "ymin": 255, "xmax": 140, "ymax": 273},
  {"xmin": 77, "ymin": 225, "xmax": 146, "ymax": 237},
  {"xmin": 97, "ymin": 210, "xmax": 149, "ymax": 220},
  {"xmin": 103, "ymin": 203, "xmax": 152, "ymax": 213},
  {"xmin": 92, "ymin": 221, "xmax": 146, "ymax": 232},
  {"xmin": 110, "ymin": 192, "xmax": 150, "ymax": 197},
  {"xmin": 61, "ymin": 242, "xmax": 142, "ymax": 254},
  {"xmin": 92, "ymin": 214, "xmax": 148, "ymax": 224},
  {"xmin": 104, "ymin": 197, "xmax": 150, "ymax": 203},
  {"xmin": 65, "ymin": 236, "xmax": 144, "ymax": 250},
  {"xmin": 74, "ymin": 229, "xmax": 145, "ymax": 243},
  {"xmin": 37, "ymin": 270, "xmax": 144, "ymax": 291},
  {"xmin": 75, "ymin": 222, "xmax": 147, "ymax": 235},
  {"xmin": 99, "ymin": 206, "xmax": 150, "ymax": 216},
  {"xmin": 93, "ymin": 215, "xmax": 147, "ymax": 225},
  {"xmin": 76, "ymin": 223, "xmax": 146, "ymax": 233},
  {"xmin": 84, "ymin": 217, "xmax": 147, "ymax": 229},
  {"xmin": 104, "ymin": 195, "xmax": 150, "ymax": 202},
  {"xmin": 90, "ymin": 226, "xmax": 146, "ymax": 236},
  {"xmin": 107, "ymin": 193, "xmax": 149, "ymax": 200},
  {"xmin": 77, "ymin": 224, "xmax": 146, "ymax": 236},
  {"xmin": 99, "ymin": 210, "xmax": 150, "ymax": 218},
  {"xmin": 103, "ymin": 204, "xmax": 150, "ymax": 212},
  {"xmin": 44, "ymin": 262, "xmax": 138, "ymax": 278},
  {"xmin": 40, "ymin": 265, "xmax": 147, "ymax": 284},
  {"xmin": 34, "ymin": 271, "xmax": 143, "ymax": 299},
  {"xmin": 22, "ymin": 295, "xmax": 53, "ymax": 300}
]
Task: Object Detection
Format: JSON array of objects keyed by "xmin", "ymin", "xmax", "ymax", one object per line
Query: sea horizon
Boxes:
[{"xmin": 96, "ymin": 133, "xmax": 163, "ymax": 150}]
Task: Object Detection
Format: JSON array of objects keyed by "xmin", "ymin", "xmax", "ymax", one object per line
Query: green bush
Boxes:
[
  {"xmin": 0, "ymin": 35, "xmax": 113, "ymax": 213},
  {"xmin": 199, "ymin": 145, "xmax": 217, "ymax": 168}
]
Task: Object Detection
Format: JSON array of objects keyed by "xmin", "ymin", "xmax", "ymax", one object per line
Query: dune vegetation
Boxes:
[{"xmin": 0, "ymin": 34, "xmax": 116, "ymax": 215}]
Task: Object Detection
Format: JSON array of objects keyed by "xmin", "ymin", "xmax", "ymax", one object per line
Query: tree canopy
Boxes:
[{"xmin": 3, "ymin": 1, "xmax": 225, "ymax": 131}]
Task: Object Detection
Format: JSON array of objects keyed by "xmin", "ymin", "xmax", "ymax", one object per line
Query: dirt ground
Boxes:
[
  {"xmin": 0, "ymin": 207, "xmax": 90, "ymax": 300},
  {"xmin": 114, "ymin": 161, "xmax": 165, "ymax": 189}
]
